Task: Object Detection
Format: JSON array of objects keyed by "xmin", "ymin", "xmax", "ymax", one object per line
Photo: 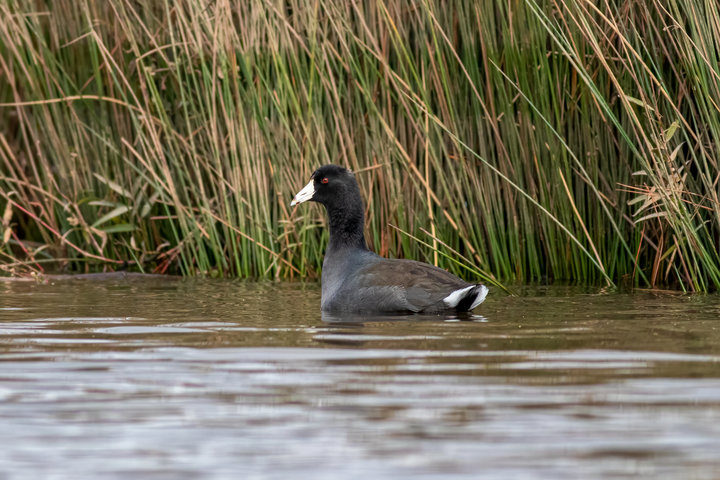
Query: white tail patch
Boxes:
[
  {"xmin": 442, "ymin": 285, "xmax": 489, "ymax": 309},
  {"xmin": 442, "ymin": 285, "xmax": 475, "ymax": 308},
  {"xmin": 469, "ymin": 285, "xmax": 489, "ymax": 310}
]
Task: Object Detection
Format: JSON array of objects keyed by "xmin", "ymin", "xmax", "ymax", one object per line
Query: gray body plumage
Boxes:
[{"xmin": 322, "ymin": 245, "xmax": 486, "ymax": 313}]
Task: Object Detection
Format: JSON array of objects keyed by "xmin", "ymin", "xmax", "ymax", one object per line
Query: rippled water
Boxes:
[{"xmin": 1, "ymin": 277, "xmax": 719, "ymax": 479}]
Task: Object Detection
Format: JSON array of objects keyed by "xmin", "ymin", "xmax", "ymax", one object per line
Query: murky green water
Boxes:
[{"xmin": 1, "ymin": 278, "xmax": 719, "ymax": 479}]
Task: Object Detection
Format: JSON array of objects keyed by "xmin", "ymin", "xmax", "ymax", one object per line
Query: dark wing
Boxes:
[{"xmin": 351, "ymin": 258, "xmax": 469, "ymax": 312}]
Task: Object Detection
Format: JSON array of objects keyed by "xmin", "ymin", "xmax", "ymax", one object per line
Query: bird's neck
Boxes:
[{"xmin": 326, "ymin": 199, "xmax": 368, "ymax": 252}]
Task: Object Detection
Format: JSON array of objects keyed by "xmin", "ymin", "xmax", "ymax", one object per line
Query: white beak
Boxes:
[{"xmin": 290, "ymin": 180, "xmax": 315, "ymax": 206}]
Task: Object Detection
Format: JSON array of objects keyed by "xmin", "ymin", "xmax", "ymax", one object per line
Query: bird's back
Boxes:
[{"xmin": 322, "ymin": 254, "xmax": 480, "ymax": 314}]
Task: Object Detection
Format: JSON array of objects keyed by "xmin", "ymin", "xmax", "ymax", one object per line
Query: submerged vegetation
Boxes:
[{"xmin": 1, "ymin": 0, "xmax": 719, "ymax": 290}]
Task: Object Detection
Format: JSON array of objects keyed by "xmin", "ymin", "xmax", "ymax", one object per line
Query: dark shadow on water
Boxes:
[
  {"xmin": 321, "ymin": 311, "xmax": 488, "ymax": 324},
  {"xmin": 317, "ymin": 311, "xmax": 490, "ymax": 349}
]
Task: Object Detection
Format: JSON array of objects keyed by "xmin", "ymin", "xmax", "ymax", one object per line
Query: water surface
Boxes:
[{"xmin": 1, "ymin": 279, "xmax": 719, "ymax": 479}]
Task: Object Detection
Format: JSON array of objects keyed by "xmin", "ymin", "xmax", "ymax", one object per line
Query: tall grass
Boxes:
[{"xmin": 1, "ymin": 0, "xmax": 718, "ymax": 290}]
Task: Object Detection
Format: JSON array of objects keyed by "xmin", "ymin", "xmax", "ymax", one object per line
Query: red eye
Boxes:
[{"xmin": 321, "ymin": 177, "xmax": 329, "ymax": 184}]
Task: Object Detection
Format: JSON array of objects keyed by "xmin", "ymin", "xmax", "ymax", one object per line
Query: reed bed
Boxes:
[{"xmin": 1, "ymin": 0, "xmax": 719, "ymax": 290}]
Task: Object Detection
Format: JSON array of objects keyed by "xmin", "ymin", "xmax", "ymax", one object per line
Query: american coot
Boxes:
[{"xmin": 291, "ymin": 165, "xmax": 489, "ymax": 314}]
